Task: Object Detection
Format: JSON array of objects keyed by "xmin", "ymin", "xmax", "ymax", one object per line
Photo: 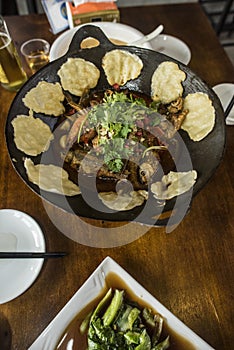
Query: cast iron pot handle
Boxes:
[{"xmin": 67, "ymin": 24, "xmax": 114, "ymax": 54}]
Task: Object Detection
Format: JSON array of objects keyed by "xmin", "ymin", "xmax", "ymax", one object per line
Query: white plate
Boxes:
[
  {"xmin": 49, "ymin": 21, "xmax": 152, "ymax": 61},
  {"xmin": 150, "ymin": 34, "xmax": 191, "ymax": 65},
  {"xmin": 29, "ymin": 256, "xmax": 214, "ymax": 350},
  {"xmin": 0, "ymin": 209, "xmax": 45, "ymax": 304},
  {"xmin": 213, "ymin": 83, "xmax": 234, "ymax": 125}
]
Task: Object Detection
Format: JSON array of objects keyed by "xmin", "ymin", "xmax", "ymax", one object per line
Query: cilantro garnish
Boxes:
[{"xmin": 82, "ymin": 91, "xmax": 161, "ymax": 173}]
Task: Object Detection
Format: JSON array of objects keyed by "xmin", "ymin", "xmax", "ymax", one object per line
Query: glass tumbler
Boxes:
[
  {"xmin": 0, "ymin": 16, "xmax": 27, "ymax": 92},
  {"xmin": 20, "ymin": 38, "xmax": 50, "ymax": 75}
]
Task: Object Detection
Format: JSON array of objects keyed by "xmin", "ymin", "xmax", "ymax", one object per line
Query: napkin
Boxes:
[{"xmin": 41, "ymin": 0, "xmax": 69, "ymax": 34}]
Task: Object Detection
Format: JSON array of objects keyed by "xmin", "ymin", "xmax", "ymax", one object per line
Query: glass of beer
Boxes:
[
  {"xmin": 20, "ymin": 38, "xmax": 50, "ymax": 75},
  {"xmin": 0, "ymin": 16, "xmax": 27, "ymax": 92}
]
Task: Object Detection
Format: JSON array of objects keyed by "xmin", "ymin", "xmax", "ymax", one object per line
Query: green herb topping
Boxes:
[
  {"xmin": 78, "ymin": 91, "xmax": 162, "ymax": 173},
  {"xmin": 80, "ymin": 288, "xmax": 170, "ymax": 349}
]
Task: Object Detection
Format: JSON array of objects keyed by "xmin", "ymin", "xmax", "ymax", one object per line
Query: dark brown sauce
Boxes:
[{"xmin": 55, "ymin": 273, "xmax": 196, "ymax": 350}]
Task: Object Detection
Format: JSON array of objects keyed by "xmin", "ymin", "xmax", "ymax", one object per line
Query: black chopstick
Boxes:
[
  {"xmin": 224, "ymin": 94, "xmax": 234, "ymax": 119},
  {"xmin": 0, "ymin": 252, "xmax": 67, "ymax": 259}
]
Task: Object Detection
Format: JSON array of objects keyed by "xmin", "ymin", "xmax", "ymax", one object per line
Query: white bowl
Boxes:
[
  {"xmin": 213, "ymin": 83, "xmax": 234, "ymax": 125},
  {"xmin": 29, "ymin": 256, "xmax": 214, "ymax": 349},
  {"xmin": 0, "ymin": 209, "xmax": 45, "ymax": 304},
  {"xmin": 49, "ymin": 22, "xmax": 152, "ymax": 61},
  {"xmin": 150, "ymin": 34, "xmax": 191, "ymax": 65}
]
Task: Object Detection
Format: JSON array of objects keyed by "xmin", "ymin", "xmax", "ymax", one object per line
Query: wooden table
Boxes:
[{"xmin": 0, "ymin": 3, "xmax": 233, "ymax": 349}]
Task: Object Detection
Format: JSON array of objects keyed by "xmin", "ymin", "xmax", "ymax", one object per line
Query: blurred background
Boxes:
[{"xmin": 0, "ymin": 0, "xmax": 233, "ymax": 65}]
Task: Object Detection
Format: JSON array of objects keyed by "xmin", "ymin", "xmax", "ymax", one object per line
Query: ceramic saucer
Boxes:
[{"xmin": 0, "ymin": 209, "xmax": 45, "ymax": 304}]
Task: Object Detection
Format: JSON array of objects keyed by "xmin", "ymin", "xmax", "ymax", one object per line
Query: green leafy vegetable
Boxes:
[
  {"xmin": 102, "ymin": 289, "xmax": 124, "ymax": 326},
  {"xmin": 152, "ymin": 336, "xmax": 170, "ymax": 350},
  {"xmin": 80, "ymin": 288, "xmax": 170, "ymax": 349}
]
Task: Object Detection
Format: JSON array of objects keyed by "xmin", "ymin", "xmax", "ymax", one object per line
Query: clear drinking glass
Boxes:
[
  {"xmin": 20, "ymin": 38, "xmax": 50, "ymax": 75},
  {"xmin": 0, "ymin": 16, "xmax": 27, "ymax": 92}
]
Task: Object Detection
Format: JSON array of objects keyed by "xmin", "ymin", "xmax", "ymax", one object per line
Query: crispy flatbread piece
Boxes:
[
  {"xmin": 23, "ymin": 81, "xmax": 65, "ymax": 116},
  {"xmin": 151, "ymin": 170, "xmax": 197, "ymax": 200},
  {"xmin": 24, "ymin": 158, "xmax": 80, "ymax": 196},
  {"xmin": 102, "ymin": 49, "xmax": 143, "ymax": 86},
  {"xmin": 151, "ymin": 61, "xmax": 186, "ymax": 104},
  {"xmin": 181, "ymin": 92, "xmax": 215, "ymax": 141},
  {"xmin": 98, "ymin": 190, "xmax": 145, "ymax": 211},
  {"xmin": 57, "ymin": 57, "xmax": 100, "ymax": 96},
  {"xmin": 12, "ymin": 114, "xmax": 53, "ymax": 156}
]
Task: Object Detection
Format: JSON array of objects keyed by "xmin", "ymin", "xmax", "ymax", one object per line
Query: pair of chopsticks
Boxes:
[
  {"xmin": 224, "ymin": 94, "xmax": 234, "ymax": 119},
  {"xmin": 0, "ymin": 252, "xmax": 67, "ymax": 259}
]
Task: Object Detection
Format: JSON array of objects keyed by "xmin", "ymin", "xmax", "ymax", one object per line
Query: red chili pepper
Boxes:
[{"xmin": 113, "ymin": 83, "xmax": 120, "ymax": 91}]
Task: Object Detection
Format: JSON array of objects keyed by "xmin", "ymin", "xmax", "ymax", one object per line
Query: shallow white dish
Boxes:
[
  {"xmin": 0, "ymin": 209, "xmax": 45, "ymax": 304},
  {"xmin": 29, "ymin": 256, "xmax": 214, "ymax": 349},
  {"xmin": 213, "ymin": 83, "xmax": 234, "ymax": 125},
  {"xmin": 49, "ymin": 21, "xmax": 152, "ymax": 61},
  {"xmin": 150, "ymin": 34, "xmax": 191, "ymax": 65}
]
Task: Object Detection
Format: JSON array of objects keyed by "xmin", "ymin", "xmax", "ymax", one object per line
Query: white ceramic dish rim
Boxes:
[
  {"xmin": 28, "ymin": 256, "xmax": 214, "ymax": 350},
  {"xmin": 150, "ymin": 34, "xmax": 191, "ymax": 65},
  {"xmin": 213, "ymin": 83, "xmax": 234, "ymax": 124},
  {"xmin": 49, "ymin": 21, "xmax": 152, "ymax": 61},
  {"xmin": 0, "ymin": 209, "xmax": 45, "ymax": 304}
]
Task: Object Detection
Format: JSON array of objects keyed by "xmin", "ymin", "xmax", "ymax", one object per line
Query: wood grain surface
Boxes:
[{"xmin": 0, "ymin": 3, "xmax": 233, "ymax": 349}]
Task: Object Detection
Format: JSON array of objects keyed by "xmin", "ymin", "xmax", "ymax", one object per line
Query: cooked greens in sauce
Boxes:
[
  {"xmin": 55, "ymin": 273, "xmax": 196, "ymax": 350},
  {"xmin": 80, "ymin": 288, "xmax": 170, "ymax": 349}
]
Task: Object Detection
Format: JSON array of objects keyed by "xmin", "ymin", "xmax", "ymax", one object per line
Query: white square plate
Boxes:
[{"xmin": 28, "ymin": 256, "xmax": 214, "ymax": 349}]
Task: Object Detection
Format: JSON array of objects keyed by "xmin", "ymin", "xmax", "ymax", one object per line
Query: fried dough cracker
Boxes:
[
  {"xmin": 12, "ymin": 114, "xmax": 53, "ymax": 156},
  {"xmin": 151, "ymin": 170, "xmax": 197, "ymax": 200},
  {"xmin": 181, "ymin": 92, "xmax": 215, "ymax": 141},
  {"xmin": 98, "ymin": 190, "xmax": 145, "ymax": 211},
  {"xmin": 102, "ymin": 49, "xmax": 143, "ymax": 86},
  {"xmin": 57, "ymin": 57, "xmax": 100, "ymax": 96},
  {"xmin": 24, "ymin": 158, "xmax": 80, "ymax": 196},
  {"xmin": 151, "ymin": 61, "xmax": 186, "ymax": 104},
  {"xmin": 23, "ymin": 81, "xmax": 65, "ymax": 116}
]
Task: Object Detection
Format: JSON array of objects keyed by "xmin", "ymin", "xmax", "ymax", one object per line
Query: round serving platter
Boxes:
[{"xmin": 5, "ymin": 25, "xmax": 225, "ymax": 226}]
